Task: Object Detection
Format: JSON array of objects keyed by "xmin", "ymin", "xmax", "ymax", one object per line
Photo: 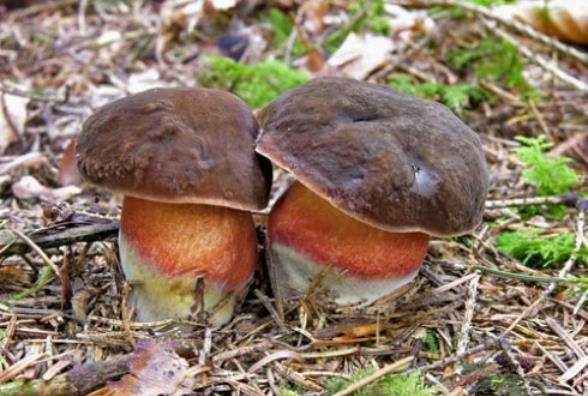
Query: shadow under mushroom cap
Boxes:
[{"xmin": 256, "ymin": 77, "xmax": 489, "ymax": 237}]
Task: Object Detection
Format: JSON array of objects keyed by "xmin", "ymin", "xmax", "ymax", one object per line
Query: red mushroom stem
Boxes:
[
  {"xmin": 119, "ymin": 196, "xmax": 257, "ymax": 325},
  {"xmin": 269, "ymin": 182, "xmax": 429, "ymax": 304}
]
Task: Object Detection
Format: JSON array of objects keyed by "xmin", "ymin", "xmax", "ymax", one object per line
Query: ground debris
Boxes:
[{"xmin": 0, "ymin": 0, "xmax": 587, "ymax": 394}]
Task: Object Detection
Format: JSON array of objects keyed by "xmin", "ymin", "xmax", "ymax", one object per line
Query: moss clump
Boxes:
[{"xmin": 198, "ymin": 56, "xmax": 310, "ymax": 109}]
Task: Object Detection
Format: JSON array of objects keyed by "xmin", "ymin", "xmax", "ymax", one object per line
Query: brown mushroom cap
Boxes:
[
  {"xmin": 256, "ymin": 77, "xmax": 488, "ymax": 237},
  {"xmin": 76, "ymin": 87, "xmax": 272, "ymax": 211}
]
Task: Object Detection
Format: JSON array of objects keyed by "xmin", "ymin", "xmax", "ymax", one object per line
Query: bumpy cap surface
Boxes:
[
  {"xmin": 77, "ymin": 88, "xmax": 272, "ymax": 211},
  {"xmin": 256, "ymin": 77, "xmax": 488, "ymax": 236}
]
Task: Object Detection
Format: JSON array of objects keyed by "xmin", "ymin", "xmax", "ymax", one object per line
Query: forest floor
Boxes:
[{"xmin": 0, "ymin": 0, "xmax": 588, "ymax": 395}]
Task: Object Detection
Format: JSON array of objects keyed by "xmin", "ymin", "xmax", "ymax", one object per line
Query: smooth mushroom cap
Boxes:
[
  {"xmin": 256, "ymin": 77, "xmax": 488, "ymax": 237},
  {"xmin": 76, "ymin": 87, "xmax": 272, "ymax": 211}
]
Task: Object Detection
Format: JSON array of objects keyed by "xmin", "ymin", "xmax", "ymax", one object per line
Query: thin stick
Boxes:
[
  {"xmin": 485, "ymin": 193, "xmax": 578, "ymax": 209},
  {"xmin": 0, "ymin": 353, "xmax": 49, "ymax": 384},
  {"xmin": 476, "ymin": 266, "xmax": 570, "ymax": 283},
  {"xmin": 485, "ymin": 20, "xmax": 588, "ymax": 91},
  {"xmin": 87, "ymin": 315, "xmax": 206, "ymax": 330},
  {"xmin": 0, "ymin": 82, "xmax": 69, "ymax": 104},
  {"xmin": 9, "ymin": 0, "xmax": 78, "ymax": 20},
  {"xmin": 9, "ymin": 227, "xmax": 62, "ymax": 286},
  {"xmin": 253, "ymin": 289, "xmax": 286, "ymax": 332},
  {"xmin": 546, "ymin": 210, "xmax": 585, "ymax": 295},
  {"xmin": 457, "ymin": 274, "xmax": 480, "ymax": 355},
  {"xmin": 0, "ymin": 221, "xmax": 119, "ymax": 256},
  {"xmin": 332, "ymin": 356, "xmax": 414, "ymax": 396},
  {"xmin": 121, "ymin": 283, "xmax": 135, "ymax": 348},
  {"xmin": 498, "ymin": 340, "xmax": 534, "ymax": 395},
  {"xmin": 546, "ymin": 318, "xmax": 585, "ymax": 359},
  {"xmin": 500, "ymin": 209, "xmax": 586, "ymax": 336},
  {"xmin": 407, "ymin": 342, "xmax": 494, "ymax": 373}
]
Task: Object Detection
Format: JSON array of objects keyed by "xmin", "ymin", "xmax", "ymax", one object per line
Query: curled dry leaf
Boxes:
[
  {"xmin": 0, "ymin": 266, "xmax": 31, "ymax": 284},
  {"xmin": 160, "ymin": 0, "xmax": 238, "ymax": 31},
  {"xmin": 495, "ymin": 0, "xmax": 588, "ymax": 45},
  {"xmin": 71, "ymin": 288, "xmax": 91, "ymax": 323},
  {"xmin": 127, "ymin": 69, "xmax": 165, "ymax": 94},
  {"xmin": 59, "ymin": 136, "xmax": 82, "ymax": 186},
  {"xmin": 12, "ymin": 175, "xmax": 81, "ymax": 201},
  {"xmin": 208, "ymin": 0, "xmax": 238, "ymax": 10},
  {"xmin": 385, "ymin": 4, "xmax": 435, "ymax": 40},
  {"xmin": 301, "ymin": 0, "xmax": 329, "ymax": 34},
  {"xmin": 0, "ymin": 93, "xmax": 29, "ymax": 153},
  {"xmin": 95, "ymin": 30, "xmax": 123, "ymax": 52},
  {"xmin": 105, "ymin": 339, "xmax": 195, "ymax": 396},
  {"xmin": 161, "ymin": 0, "xmax": 205, "ymax": 31},
  {"xmin": 327, "ymin": 33, "xmax": 393, "ymax": 80}
]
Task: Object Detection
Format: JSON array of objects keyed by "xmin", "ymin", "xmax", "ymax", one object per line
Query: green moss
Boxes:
[
  {"xmin": 496, "ymin": 229, "xmax": 588, "ymax": 268},
  {"xmin": 515, "ymin": 135, "xmax": 580, "ymax": 196},
  {"xmin": 471, "ymin": 373, "xmax": 528, "ymax": 395},
  {"xmin": 388, "ymin": 73, "xmax": 489, "ymax": 116},
  {"xmin": 324, "ymin": 370, "xmax": 440, "ymax": 396},
  {"xmin": 278, "ymin": 386, "xmax": 304, "ymax": 396},
  {"xmin": 447, "ymin": 38, "xmax": 538, "ymax": 98},
  {"xmin": 423, "ymin": 330, "xmax": 440, "ymax": 354},
  {"xmin": 458, "ymin": 0, "xmax": 517, "ymax": 6},
  {"xmin": 197, "ymin": 56, "xmax": 311, "ymax": 109}
]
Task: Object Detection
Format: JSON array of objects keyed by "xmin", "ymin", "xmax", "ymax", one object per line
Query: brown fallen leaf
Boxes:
[
  {"xmin": 59, "ymin": 136, "xmax": 81, "ymax": 186},
  {"xmin": 104, "ymin": 339, "xmax": 196, "ymax": 396},
  {"xmin": 161, "ymin": 0, "xmax": 239, "ymax": 32},
  {"xmin": 327, "ymin": 33, "xmax": 393, "ymax": 80},
  {"xmin": 0, "ymin": 265, "xmax": 31, "ymax": 284},
  {"xmin": 495, "ymin": 0, "xmax": 588, "ymax": 44}
]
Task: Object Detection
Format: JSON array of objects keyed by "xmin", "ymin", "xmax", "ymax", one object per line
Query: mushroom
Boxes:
[
  {"xmin": 76, "ymin": 87, "xmax": 272, "ymax": 325},
  {"xmin": 256, "ymin": 77, "xmax": 488, "ymax": 305}
]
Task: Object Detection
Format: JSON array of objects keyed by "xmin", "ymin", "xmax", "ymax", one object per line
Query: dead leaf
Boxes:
[
  {"xmin": 301, "ymin": 0, "xmax": 328, "ymax": 34},
  {"xmin": 59, "ymin": 137, "xmax": 81, "ymax": 186},
  {"xmin": 0, "ymin": 266, "xmax": 31, "ymax": 284},
  {"xmin": 207, "ymin": 0, "xmax": 238, "ymax": 11},
  {"xmin": 95, "ymin": 30, "xmax": 123, "ymax": 52},
  {"xmin": 71, "ymin": 288, "xmax": 91, "ymax": 324},
  {"xmin": 0, "ymin": 92, "xmax": 29, "ymax": 153},
  {"xmin": 127, "ymin": 69, "xmax": 165, "ymax": 94},
  {"xmin": 12, "ymin": 175, "xmax": 81, "ymax": 201},
  {"xmin": 161, "ymin": 0, "xmax": 205, "ymax": 32},
  {"xmin": 385, "ymin": 4, "xmax": 435, "ymax": 39},
  {"xmin": 494, "ymin": 0, "xmax": 588, "ymax": 45},
  {"xmin": 105, "ymin": 339, "xmax": 196, "ymax": 396},
  {"xmin": 327, "ymin": 33, "xmax": 393, "ymax": 80},
  {"xmin": 560, "ymin": 355, "xmax": 588, "ymax": 382}
]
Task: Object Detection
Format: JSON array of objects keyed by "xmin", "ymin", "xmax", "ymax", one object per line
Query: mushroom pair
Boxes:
[{"xmin": 76, "ymin": 77, "xmax": 488, "ymax": 325}]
